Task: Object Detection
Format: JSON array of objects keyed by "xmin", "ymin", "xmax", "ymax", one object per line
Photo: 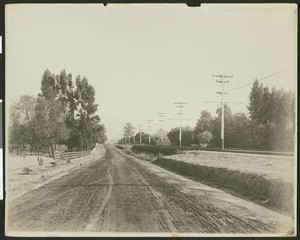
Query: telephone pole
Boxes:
[
  {"xmin": 212, "ymin": 74, "xmax": 233, "ymax": 151},
  {"xmin": 174, "ymin": 102, "xmax": 187, "ymax": 148},
  {"xmin": 157, "ymin": 113, "xmax": 167, "ymax": 145},
  {"xmin": 138, "ymin": 124, "xmax": 143, "ymax": 144},
  {"xmin": 146, "ymin": 120, "xmax": 153, "ymax": 144},
  {"xmin": 132, "ymin": 129, "xmax": 135, "ymax": 144}
]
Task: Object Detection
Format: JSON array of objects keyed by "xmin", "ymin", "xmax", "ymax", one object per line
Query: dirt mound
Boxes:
[{"xmin": 154, "ymin": 158, "xmax": 293, "ymax": 213}]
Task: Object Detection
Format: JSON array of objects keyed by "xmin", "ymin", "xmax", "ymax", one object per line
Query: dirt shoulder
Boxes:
[
  {"xmin": 6, "ymin": 144, "xmax": 106, "ymax": 201},
  {"xmin": 164, "ymin": 150, "xmax": 294, "ymax": 183},
  {"xmin": 154, "ymin": 150, "xmax": 295, "ymax": 214}
]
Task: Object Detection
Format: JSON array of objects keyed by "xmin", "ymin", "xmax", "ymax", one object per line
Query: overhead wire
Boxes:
[
  {"xmin": 224, "ymin": 66, "xmax": 293, "ymax": 94},
  {"xmin": 176, "ymin": 66, "xmax": 293, "ymax": 120}
]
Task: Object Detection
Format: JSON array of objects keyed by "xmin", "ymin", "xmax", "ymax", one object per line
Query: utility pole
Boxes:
[
  {"xmin": 138, "ymin": 124, "xmax": 143, "ymax": 144},
  {"xmin": 132, "ymin": 132, "xmax": 135, "ymax": 144},
  {"xmin": 174, "ymin": 102, "xmax": 187, "ymax": 148},
  {"xmin": 146, "ymin": 120, "xmax": 153, "ymax": 144},
  {"xmin": 157, "ymin": 113, "xmax": 167, "ymax": 146},
  {"xmin": 212, "ymin": 74, "xmax": 233, "ymax": 151}
]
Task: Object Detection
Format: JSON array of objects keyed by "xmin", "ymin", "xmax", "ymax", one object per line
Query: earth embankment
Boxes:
[{"xmin": 154, "ymin": 152, "xmax": 294, "ymax": 214}]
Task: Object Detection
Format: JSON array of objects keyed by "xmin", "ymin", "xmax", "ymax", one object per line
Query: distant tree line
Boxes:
[
  {"xmin": 168, "ymin": 80, "xmax": 295, "ymax": 151},
  {"xmin": 120, "ymin": 123, "xmax": 172, "ymax": 146},
  {"xmin": 9, "ymin": 69, "xmax": 107, "ymax": 152}
]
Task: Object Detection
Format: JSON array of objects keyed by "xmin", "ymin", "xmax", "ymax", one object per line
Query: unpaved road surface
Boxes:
[{"xmin": 7, "ymin": 145, "xmax": 294, "ymax": 236}]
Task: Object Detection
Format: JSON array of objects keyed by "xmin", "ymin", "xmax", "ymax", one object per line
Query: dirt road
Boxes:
[{"xmin": 7, "ymin": 145, "xmax": 293, "ymax": 235}]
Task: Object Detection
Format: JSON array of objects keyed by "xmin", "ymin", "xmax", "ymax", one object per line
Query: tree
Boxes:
[
  {"xmin": 40, "ymin": 70, "xmax": 58, "ymax": 100},
  {"xmin": 123, "ymin": 122, "xmax": 134, "ymax": 144},
  {"xmin": 167, "ymin": 126, "xmax": 193, "ymax": 147},
  {"xmin": 248, "ymin": 79, "xmax": 264, "ymax": 124},
  {"xmin": 134, "ymin": 131, "xmax": 145, "ymax": 144},
  {"xmin": 9, "ymin": 69, "xmax": 107, "ymax": 152},
  {"xmin": 229, "ymin": 112, "xmax": 250, "ymax": 148},
  {"xmin": 134, "ymin": 132, "xmax": 153, "ymax": 144},
  {"xmin": 96, "ymin": 124, "xmax": 108, "ymax": 144},
  {"xmin": 9, "ymin": 95, "xmax": 36, "ymax": 149},
  {"xmin": 248, "ymin": 81, "xmax": 295, "ymax": 150},
  {"xmin": 68, "ymin": 75, "xmax": 102, "ymax": 150},
  {"xmin": 196, "ymin": 130, "xmax": 213, "ymax": 147},
  {"xmin": 151, "ymin": 130, "xmax": 171, "ymax": 146},
  {"xmin": 194, "ymin": 110, "xmax": 213, "ymax": 145},
  {"xmin": 74, "ymin": 76, "xmax": 98, "ymax": 115},
  {"xmin": 211, "ymin": 104, "xmax": 232, "ymax": 148},
  {"xmin": 32, "ymin": 97, "xmax": 70, "ymax": 151}
]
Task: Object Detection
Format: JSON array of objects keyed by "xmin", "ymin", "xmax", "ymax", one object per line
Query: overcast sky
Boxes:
[{"xmin": 6, "ymin": 4, "xmax": 297, "ymax": 141}]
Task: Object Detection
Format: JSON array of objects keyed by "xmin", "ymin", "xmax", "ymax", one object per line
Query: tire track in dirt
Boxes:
[
  {"xmin": 84, "ymin": 164, "xmax": 113, "ymax": 231},
  {"xmin": 7, "ymin": 149, "xmax": 112, "ymax": 232},
  {"xmin": 7, "ymin": 145, "xmax": 293, "ymax": 235},
  {"xmin": 115, "ymin": 147, "xmax": 284, "ymax": 233}
]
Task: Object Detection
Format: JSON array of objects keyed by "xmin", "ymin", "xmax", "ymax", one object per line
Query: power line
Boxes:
[
  {"xmin": 225, "ymin": 67, "xmax": 292, "ymax": 94},
  {"xmin": 183, "ymin": 67, "xmax": 292, "ymax": 115}
]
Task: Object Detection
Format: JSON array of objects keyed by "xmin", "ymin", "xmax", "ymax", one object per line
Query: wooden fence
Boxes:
[{"xmin": 54, "ymin": 151, "xmax": 90, "ymax": 161}]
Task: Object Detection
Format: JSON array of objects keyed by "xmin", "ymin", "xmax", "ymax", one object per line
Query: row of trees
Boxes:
[
  {"xmin": 119, "ymin": 80, "xmax": 295, "ymax": 151},
  {"xmin": 9, "ymin": 69, "xmax": 107, "ymax": 152},
  {"xmin": 167, "ymin": 80, "xmax": 295, "ymax": 150},
  {"xmin": 166, "ymin": 107, "xmax": 251, "ymax": 149},
  {"xmin": 120, "ymin": 122, "xmax": 171, "ymax": 145}
]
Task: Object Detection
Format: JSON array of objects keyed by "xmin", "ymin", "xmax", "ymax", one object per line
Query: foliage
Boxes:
[
  {"xmin": 134, "ymin": 131, "xmax": 149, "ymax": 144},
  {"xmin": 50, "ymin": 161, "xmax": 57, "ymax": 167},
  {"xmin": 167, "ymin": 126, "xmax": 193, "ymax": 147},
  {"xmin": 194, "ymin": 110, "xmax": 213, "ymax": 145},
  {"xmin": 22, "ymin": 167, "xmax": 33, "ymax": 174},
  {"xmin": 9, "ymin": 95, "xmax": 36, "ymax": 149},
  {"xmin": 248, "ymin": 80, "xmax": 295, "ymax": 150},
  {"xmin": 123, "ymin": 122, "xmax": 134, "ymax": 144},
  {"xmin": 9, "ymin": 69, "xmax": 107, "ymax": 152},
  {"xmin": 196, "ymin": 130, "xmax": 213, "ymax": 146},
  {"xmin": 210, "ymin": 105, "xmax": 250, "ymax": 149},
  {"xmin": 32, "ymin": 97, "xmax": 70, "ymax": 150},
  {"xmin": 151, "ymin": 130, "xmax": 172, "ymax": 146}
]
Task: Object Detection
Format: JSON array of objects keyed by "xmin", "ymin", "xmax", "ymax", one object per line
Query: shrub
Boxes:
[
  {"xmin": 50, "ymin": 161, "xmax": 57, "ymax": 167},
  {"xmin": 124, "ymin": 148, "xmax": 133, "ymax": 155},
  {"xmin": 22, "ymin": 167, "xmax": 33, "ymax": 174}
]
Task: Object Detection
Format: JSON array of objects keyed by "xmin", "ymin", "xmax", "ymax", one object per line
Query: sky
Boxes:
[{"xmin": 5, "ymin": 4, "xmax": 297, "ymax": 141}]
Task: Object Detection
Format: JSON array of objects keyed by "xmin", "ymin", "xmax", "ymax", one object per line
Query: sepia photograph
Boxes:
[{"xmin": 5, "ymin": 3, "xmax": 297, "ymax": 237}]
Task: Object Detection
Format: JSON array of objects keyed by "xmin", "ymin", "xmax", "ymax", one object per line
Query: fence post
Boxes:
[{"xmin": 54, "ymin": 151, "xmax": 61, "ymax": 161}]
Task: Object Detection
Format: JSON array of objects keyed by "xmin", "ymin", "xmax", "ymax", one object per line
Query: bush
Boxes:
[
  {"xmin": 196, "ymin": 130, "xmax": 213, "ymax": 146},
  {"xmin": 124, "ymin": 148, "xmax": 133, "ymax": 155},
  {"xmin": 50, "ymin": 161, "xmax": 57, "ymax": 167},
  {"xmin": 22, "ymin": 167, "xmax": 33, "ymax": 174}
]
